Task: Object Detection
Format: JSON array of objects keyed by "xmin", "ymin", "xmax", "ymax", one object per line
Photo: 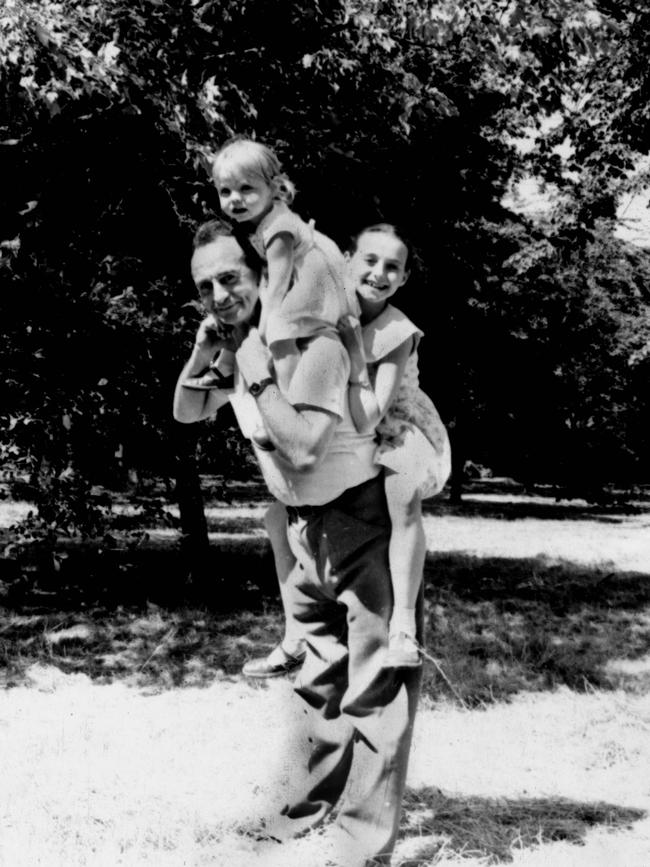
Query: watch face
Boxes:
[{"xmin": 249, "ymin": 377, "xmax": 273, "ymax": 397}]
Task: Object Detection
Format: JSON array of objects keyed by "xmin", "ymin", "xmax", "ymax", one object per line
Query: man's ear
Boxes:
[{"xmin": 401, "ymin": 269, "xmax": 410, "ymax": 287}]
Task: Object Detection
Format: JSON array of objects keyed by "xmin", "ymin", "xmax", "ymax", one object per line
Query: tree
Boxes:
[{"xmin": 1, "ymin": 0, "xmax": 648, "ymax": 527}]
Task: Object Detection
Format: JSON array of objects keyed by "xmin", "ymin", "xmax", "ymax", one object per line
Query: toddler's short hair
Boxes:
[{"xmin": 212, "ymin": 137, "xmax": 296, "ymax": 204}]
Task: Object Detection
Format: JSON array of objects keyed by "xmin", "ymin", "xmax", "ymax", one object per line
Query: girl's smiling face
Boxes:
[{"xmin": 347, "ymin": 230, "xmax": 409, "ymax": 308}]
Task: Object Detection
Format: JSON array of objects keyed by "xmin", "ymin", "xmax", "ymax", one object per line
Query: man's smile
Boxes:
[{"xmin": 215, "ymin": 300, "xmax": 238, "ymax": 315}]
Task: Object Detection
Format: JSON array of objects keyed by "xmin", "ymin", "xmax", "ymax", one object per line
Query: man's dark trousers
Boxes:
[{"xmin": 279, "ymin": 474, "xmax": 423, "ymax": 867}]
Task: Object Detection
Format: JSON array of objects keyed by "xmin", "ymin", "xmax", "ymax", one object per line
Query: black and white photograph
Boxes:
[{"xmin": 1, "ymin": 1, "xmax": 649, "ymax": 865}]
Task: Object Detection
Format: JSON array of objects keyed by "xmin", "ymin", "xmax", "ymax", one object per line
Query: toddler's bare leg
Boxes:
[
  {"xmin": 270, "ymin": 338, "xmax": 301, "ymax": 395},
  {"xmin": 383, "ymin": 468, "xmax": 425, "ymax": 667},
  {"xmin": 264, "ymin": 500, "xmax": 304, "ymax": 657}
]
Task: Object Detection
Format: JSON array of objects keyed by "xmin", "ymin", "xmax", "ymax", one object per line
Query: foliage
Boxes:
[
  {"xmin": 1, "ymin": 0, "xmax": 649, "ymax": 532},
  {"xmin": 458, "ymin": 217, "xmax": 650, "ymax": 491}
]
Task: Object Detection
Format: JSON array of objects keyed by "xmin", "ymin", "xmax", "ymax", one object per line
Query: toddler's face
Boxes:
[
  {"xmin": 214, "ymin": 168, "xmax": 275, "ymax": 225},
  {"xmin": 347, "ymin": 231, "xmax": 409, "ymax": 306}
]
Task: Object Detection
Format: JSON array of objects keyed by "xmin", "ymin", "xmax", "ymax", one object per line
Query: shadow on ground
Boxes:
[
  {"xmin": 0, "ymin": 603, "xmax": 283, "ymax": 690},
  {"xmin": 1, "ymin": 539, "xmax": 648, "ymax": 702},
  {"xmin": 398, "ymin": 787, "xmax": 646, "ymax": 864},
  {"xmin": 419, "ymin": 552, "xmax": 650, "ymax": 705}
]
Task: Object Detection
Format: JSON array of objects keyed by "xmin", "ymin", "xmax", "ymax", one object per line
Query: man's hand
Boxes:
[
  {"xmin": 236, "ymin": 327, "xmax": 273, "ymax": 387},
  {"xmin": 194, "ymin": 315, "xmax": 237, "ymax": 355},
  {"xmin": 173, "ymin": 316, "xmax": 236, "ymax": 424}
]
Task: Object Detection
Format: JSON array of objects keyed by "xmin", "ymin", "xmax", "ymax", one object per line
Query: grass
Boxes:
[
  {"xmin": 1, "ymin": 554, "xmax": 648, "ymax": 702},
  {"xmin": 0, "ymin": 487, "xmax": 649, "ymax": 865},
  {"xmin": 399, "ymin": 789, "xmax": 645, "ymax": 864}
]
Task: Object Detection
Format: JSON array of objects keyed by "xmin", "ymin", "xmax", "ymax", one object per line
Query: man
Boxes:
[{"xmin": 173, "ymin": 219, "xmax": 422, "ymax": 867}]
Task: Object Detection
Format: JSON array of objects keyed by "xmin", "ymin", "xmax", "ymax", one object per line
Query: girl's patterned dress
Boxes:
[{"xmin": 362, "ymin": 304, "xmax": 451, "ymax": 498}]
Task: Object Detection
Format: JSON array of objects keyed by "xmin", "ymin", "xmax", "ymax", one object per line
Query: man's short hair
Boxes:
[{"xmin": 192, "ymin": 218, "xmax": 264, "ymax": 277}]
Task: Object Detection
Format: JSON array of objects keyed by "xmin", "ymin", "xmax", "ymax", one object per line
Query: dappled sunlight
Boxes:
[
  {"xmin": 420, "ymin": 550, "xmax": 650, "ymax": 704},
  {"xmin": 0, "ymin": 675, "xmax": 303, "ymax": 867},
  {"xmin": 2, "ymin": 543, "xmax": 649, "ymax": 703},
  {"xmin": 1, "ymin": 492, "xmax": 649, "ymax": 863},
  {"xmin": 401, "ymin": 689, "xmax": 650, "ymax": 864},
  {"xmin": 0, "ymin": 677, "xmax": 647, "ymax": 867},
  {"xmin": 425, "ymin": 491, "xmax": 650, "ymax": 521},
  {"xmin": 423, "ymin": 507, "xmax": 650, "ymax": 573},
  {"xmin": 409, "ymin": 690, "xmax": 650, "ymax": 805},
  {"xmin": 0, "ymin": 606, "xmax": 286, "ymax": 690}
]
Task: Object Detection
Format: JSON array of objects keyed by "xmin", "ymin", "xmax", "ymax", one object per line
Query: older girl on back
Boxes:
[{"xmin": 340, "ymin": 223, "xmax": 451, "ymax": 667}]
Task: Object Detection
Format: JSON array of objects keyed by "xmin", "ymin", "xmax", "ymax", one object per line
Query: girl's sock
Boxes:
[{"xmin": 389, "ymin": 605, "xmax": 417, "ymax": 638}]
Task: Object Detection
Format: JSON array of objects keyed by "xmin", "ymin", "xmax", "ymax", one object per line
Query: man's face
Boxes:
[{"xmin": 191, "ymin": 235, "xmax": 260, "ymax": 326}]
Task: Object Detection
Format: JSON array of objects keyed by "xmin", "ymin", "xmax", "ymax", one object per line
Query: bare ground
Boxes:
[{"xmin": 0, "ymin": 490, "xmax": 648, "ymax": 866}]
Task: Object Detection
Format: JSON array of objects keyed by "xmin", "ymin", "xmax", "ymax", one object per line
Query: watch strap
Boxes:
[{"xmin": 248, "ymin": 376, "xmax": 275, "ymax": 398}]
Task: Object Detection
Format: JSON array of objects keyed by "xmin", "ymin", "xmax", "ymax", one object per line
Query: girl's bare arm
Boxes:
[{"xmin": 338, "ymin": 315, "xmax": 412, "ymax": 434}]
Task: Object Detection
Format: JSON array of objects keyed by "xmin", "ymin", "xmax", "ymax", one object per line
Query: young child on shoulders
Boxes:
[
  {"xmin": 339, "ymin": 223, "xmax": 451, "ymax": 667},
  {"xmin": 183, "ymin": 137, "xmax": 350, "ymax": 418}
]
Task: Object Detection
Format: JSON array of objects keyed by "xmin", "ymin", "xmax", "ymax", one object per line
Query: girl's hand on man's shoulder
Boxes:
[{"xmin": 337, "ymin": 314, "xmax": 364, "ymax": 352}]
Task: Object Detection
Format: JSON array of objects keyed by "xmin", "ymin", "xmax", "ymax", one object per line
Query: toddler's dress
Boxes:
[
  {"xmin": 362, "ymin": 304, "xmax": 451, "ymax": 498},
  {"xmin": 250, "ymin": 202, "xmax": 351, "ymax": 348}
]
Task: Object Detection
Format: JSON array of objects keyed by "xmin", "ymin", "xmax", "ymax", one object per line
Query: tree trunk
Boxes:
[
  {"xmin": 173, "ymin": 422, "xmax": 210, "ymax": 586},
  {"xmin": 448, "ymin": 419, "xmax": 465, "ymax": 505}
]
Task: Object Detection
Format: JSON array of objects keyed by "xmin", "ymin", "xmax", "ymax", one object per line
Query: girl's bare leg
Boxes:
[{"xmin": 383, "ymin": 469, "xmax": 425, "ymax": 668}]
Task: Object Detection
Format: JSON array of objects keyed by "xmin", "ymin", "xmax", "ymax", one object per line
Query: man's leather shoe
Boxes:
[{"xmin": 242, "ymin": 644, "xmax": 306, "ymax": 678}]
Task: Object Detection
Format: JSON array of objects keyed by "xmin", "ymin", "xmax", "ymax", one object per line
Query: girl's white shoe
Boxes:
[{"xmin": 383, "ymin": 631, "xmax": 421, "ymax": 669}]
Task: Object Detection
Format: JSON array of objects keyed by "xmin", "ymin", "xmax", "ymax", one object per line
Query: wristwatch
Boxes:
[{"xmin": 248, "ymin": 376, "xmax": 275, "ymax": 398}]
